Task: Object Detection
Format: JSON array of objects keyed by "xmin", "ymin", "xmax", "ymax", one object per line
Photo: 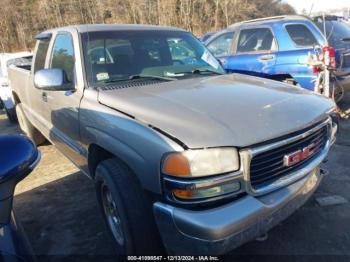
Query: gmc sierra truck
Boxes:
[{"xmin": 8, "ymin": 24, "xmax": 338, "ymax": 255}]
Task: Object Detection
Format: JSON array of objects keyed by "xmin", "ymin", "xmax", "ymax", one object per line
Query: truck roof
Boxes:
[{"xmin": 40, "ymin": 24, "xmax": 185, "ymax": 34}]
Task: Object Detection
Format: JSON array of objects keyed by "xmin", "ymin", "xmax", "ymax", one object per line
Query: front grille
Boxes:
[{"xmin": 249, "ymin": 125, "xmax": 328, "ymax": 190}]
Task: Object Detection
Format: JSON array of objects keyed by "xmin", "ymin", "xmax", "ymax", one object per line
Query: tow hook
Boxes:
[{"xmin": 255, "ymin": 233, "xmax": 268, "ymax": 242}]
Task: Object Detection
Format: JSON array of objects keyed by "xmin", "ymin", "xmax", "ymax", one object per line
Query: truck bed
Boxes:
[{"xmin": 8, "ymin": 65, "xmax": 32, "ymax": 104}]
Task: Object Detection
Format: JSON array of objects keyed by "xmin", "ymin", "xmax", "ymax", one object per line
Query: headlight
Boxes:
[{"xmin": 162, "ymin": 148, "xmax": 239, "ymax": 178}]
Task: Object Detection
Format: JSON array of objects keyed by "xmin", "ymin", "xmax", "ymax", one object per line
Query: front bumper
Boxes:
[{"xmin": 153, "ymin": 167, "xmax": 323, "ymax": 255}]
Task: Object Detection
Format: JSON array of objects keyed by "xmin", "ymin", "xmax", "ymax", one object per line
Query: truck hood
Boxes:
[{"xmin": 98, "ymin": 74, "xmax": 335, "ymax": 148}]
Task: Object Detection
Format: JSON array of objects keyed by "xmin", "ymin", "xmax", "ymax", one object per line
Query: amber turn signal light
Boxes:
[{"xmin": 162, "ymin": 153, "xmax": 191, "ymax": 177}]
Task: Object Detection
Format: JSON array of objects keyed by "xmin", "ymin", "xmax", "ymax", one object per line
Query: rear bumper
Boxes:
[{"xmin": 153, "ymin": 168, "xmax": 323, "ymax": 255}]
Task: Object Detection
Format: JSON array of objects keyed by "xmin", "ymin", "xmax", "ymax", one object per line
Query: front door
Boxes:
[
  {"xmin": 40, "ymin": 32, "xmax": 85, "ymax": 165},
  {"xmin": 206, "ymin": 31, "xmax": 235, "ymax": 67},
  {"xmin": 226, "ymin": 27, "xmax": 277, "ymax": 77}
]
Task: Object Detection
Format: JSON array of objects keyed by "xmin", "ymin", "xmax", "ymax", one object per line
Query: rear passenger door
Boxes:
[
  {"xmin": 226, "ymin": 27, "xmax": 277, "ymax": 76},
  {"xmin": 276, "ymin": 23, "xmax": 320, "ymax": 89},
  {"xmin": 25, "ymin": 37, "xmax": 51, "ymax": 131}
]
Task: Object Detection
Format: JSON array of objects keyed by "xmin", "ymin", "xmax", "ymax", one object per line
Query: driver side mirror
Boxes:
[
  {"xmin": 34, "ymin": 68, "xmax": 74, "ymax": 91},
  {"xmin": 0, "ymin": 135, "xmax": 40, "ymax": 224}
]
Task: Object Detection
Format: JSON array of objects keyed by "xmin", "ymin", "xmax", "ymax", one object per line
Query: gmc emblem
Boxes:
[{"xmin": 283, "ymin": 143, "xmax": 316, "ymax": 167}]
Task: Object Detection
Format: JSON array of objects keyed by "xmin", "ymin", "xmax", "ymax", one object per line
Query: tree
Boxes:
[{"xmin": 0, "ymin": 0, "xmax": 296, "ymax": 52}]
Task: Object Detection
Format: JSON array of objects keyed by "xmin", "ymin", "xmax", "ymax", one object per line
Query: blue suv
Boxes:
[{"xmin": 205, "ymin": 15, "xmax": 331, "ymax": 90}]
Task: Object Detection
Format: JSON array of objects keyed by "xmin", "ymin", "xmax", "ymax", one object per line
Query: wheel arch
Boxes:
[
  {"xmin": 88, "ymin": 143, "xmax": 114, "ymax": 178},
  {"xmin": 85, "ymin": 128, "xmax": 159, "ymax": 192},
  {"xmin": 12, "ymin": 91, "xmax": 21, "ymax": 105},
  {"xmin": 83, "ymin": 120, "xmax": 183, "ymax": 194}
]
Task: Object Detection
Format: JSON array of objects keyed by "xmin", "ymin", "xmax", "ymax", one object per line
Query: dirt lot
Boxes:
[{"xmin": 2, "ymin": 96, "xmax": 350, "ymax": 261}]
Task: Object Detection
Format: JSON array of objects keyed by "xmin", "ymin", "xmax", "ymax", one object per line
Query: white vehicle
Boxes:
[{"xmin": 0, "ymin": 52, "xmax": 32, "ymax": 122}]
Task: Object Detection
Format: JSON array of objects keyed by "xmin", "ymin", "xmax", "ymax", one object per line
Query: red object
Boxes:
[
  {"xmin": 322, "ymin": 45, "xmax": 336, "ymax": 68},
  {"xmin": 283, "ymin": 143, "xmax": 315, "ymax": 167}
]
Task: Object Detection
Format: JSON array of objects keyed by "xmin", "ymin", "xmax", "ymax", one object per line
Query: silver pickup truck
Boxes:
[{"xmin": 8, "ymin": 24, "xmax": 338, "ymax": 255}]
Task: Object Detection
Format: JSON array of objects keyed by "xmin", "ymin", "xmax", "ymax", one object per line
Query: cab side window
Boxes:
[
  {"xmin": 50, "ymin": 33, "xmax": 75, "ymax": 82},
  {"xmin": 207, "ymin": 32, "xmax": 234, "ymax": 56},
  {"xmin": 237, "ymin": 28, "xmax": 276, "ymax": 53}
]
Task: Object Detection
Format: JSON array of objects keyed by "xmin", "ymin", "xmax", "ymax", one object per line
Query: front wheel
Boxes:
[{"xmin": 95, "ymin": 158, "xmax": 163, "ymax": 255}]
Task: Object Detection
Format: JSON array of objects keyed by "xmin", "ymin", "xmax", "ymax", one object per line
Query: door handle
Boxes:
[
  {"xmin": 41, "ymin": 92, "xmax": 48, "ymax": 102},
  {"xmin": 259, "ymin": 54, "xmax": 275, "ymax": 61}
]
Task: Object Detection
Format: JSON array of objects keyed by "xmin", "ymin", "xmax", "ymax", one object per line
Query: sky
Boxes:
[{"xmin": 284, "ymin": 0, "xmax": 350, "ymax": 14}]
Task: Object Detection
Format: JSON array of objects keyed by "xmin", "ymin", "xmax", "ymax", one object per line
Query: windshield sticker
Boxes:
[
  {"xmin": 96, "ymin": 72, "xmax": 109, "ymax": 81},
  {"xmin": 201, "ymin": 50, "xmax": 220, "ymax": 69},
  {"xmin": 164, "ymin": 72, "xmax": 185, "ymax": 77}
]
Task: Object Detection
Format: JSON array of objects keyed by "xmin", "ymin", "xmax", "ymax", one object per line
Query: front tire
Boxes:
[
  {"xmin": 16, "ymin": 103, "xmax": 46, "ymax": 145},
  {"xmin": 95, "ymin": 158, "xmax": 163, "ymax": 255}
]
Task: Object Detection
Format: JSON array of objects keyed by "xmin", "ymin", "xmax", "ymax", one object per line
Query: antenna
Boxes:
[
  {"xmin": 308, "ymin": 2, "xmax": 314, "ymax": 17},
  {"xmin": 323, "ymin": 12, "xmax": 328, "ymax": 44}
]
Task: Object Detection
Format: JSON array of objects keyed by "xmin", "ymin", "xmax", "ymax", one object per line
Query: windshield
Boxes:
[{"xmin": 81, "ymin": 30, "xmax": 224, "ymax": 86}]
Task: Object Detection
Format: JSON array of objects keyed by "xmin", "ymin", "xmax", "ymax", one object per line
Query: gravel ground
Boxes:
[{"xmin": 1, "ymin": 95, "xmax": 350, "ymax": 261}]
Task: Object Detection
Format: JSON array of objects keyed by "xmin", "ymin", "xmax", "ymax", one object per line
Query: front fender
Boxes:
[{"xmin": 79, "ymin": 103, "xmax": 184, "ymax": 194}]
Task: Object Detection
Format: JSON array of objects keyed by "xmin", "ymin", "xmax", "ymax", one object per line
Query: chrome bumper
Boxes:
[{"xmin": 154, "ymin": 167, "xmax": 323, "ymax": 255}]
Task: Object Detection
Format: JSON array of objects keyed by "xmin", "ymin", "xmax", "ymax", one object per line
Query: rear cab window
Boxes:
[
  {"xmin": 285, "ymin": 24, "xmax": 318, "ymax": 47},
  {"xmin": 34, "ymin": 39, "xmax": 50, "ymax": 73},
  {"xmin": 237, "ymin": 28, "xmax": 277, "ymax": 53}
]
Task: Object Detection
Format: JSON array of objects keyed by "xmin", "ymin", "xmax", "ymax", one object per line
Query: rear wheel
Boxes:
[
  {"xmin": 95, "ymin": 158, "xmax": 163, "ymax": 255},
  {"xmin": 16, "ymin": 103, "xmax": 46, "ymax": 145}
]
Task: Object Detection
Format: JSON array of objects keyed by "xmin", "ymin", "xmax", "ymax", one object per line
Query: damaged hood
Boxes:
[{"xmin": 98, "ymin": 74, "xmax": 335, "ymax": 148}]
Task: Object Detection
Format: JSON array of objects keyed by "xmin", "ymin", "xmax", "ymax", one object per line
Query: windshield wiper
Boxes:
[
  {"xmin": 165, "ymin": 68, "xmax": 224, "ymax": 77},
  {"xmin": 102, "ymin": 74, "xmax": 175, "ymax": 84},
  {"xmin": 129, "ymin": 74, "xmax": 176, "ymax": 81},
  {"xmin": 191, "ymin": 68, "xmax": 224, "ymax": 75}
]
